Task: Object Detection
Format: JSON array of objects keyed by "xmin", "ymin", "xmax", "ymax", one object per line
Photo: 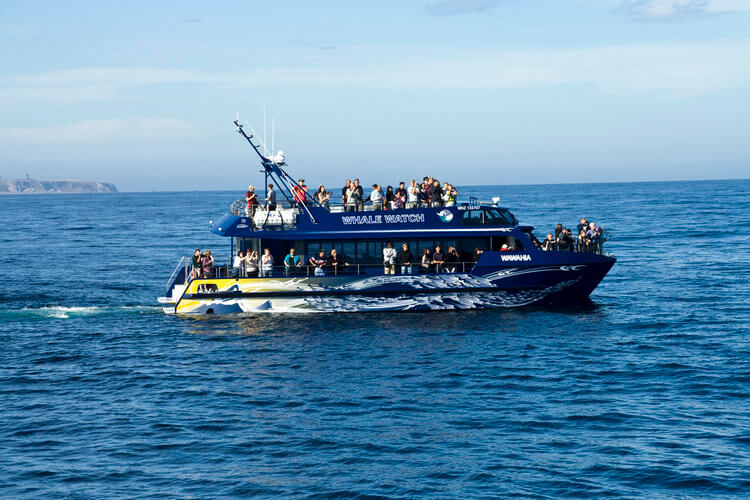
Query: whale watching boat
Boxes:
[{"xmin": 158, "ymin": 119, "xmax": 616, "ymax": 314}]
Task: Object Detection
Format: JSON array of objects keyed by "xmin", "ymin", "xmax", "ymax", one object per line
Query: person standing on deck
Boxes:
[
  {"xmin": 284, "ymin": 248, "xmax": 302, "ymax": 276},
  {"xmin": 192, "ymin": 249, "xmax": 203, "ymax": 279},
  {"xmin": 265, "ymin": 184, "xmax": 277, "ymax": 212},
  {"xmin": 398, "ymin": 243, "xmax": 414, "ymax": 275},
  {"xmin": 293, "ymin": 179, "xmax": 308, "ymax": 206},
  {"xmin": 407, "ymin": 179, "xmax": 420, "ymax": 209},
  {"xmin": 261, "ymin": 248, "xmax": 274, "ymax": 277},
  {"xmin": 383, "ymin": 241, "xmax": 397, "ymax": 275},
  {"xmin": 245, "ymin": 185, "xmax": 258, "ymax": 218}
]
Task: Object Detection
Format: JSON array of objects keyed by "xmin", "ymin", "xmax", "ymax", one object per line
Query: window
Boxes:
[
  {"xmin": 300, "ymin": 238, "xmax": 488, "ymax": 265},
  {"xmin": 461, "ymin": 209, "xmax": 517, "ymax": 226}
]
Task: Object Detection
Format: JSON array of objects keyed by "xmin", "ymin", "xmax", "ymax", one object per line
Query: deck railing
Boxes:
[{"xmin": 188, "ymin": 261, "xmax": 481, "ymax": 280}]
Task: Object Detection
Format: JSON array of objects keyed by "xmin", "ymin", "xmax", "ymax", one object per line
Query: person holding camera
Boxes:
[{"xmin": 316, "ymin": 185, "xmax": 331, "ymax": 211}]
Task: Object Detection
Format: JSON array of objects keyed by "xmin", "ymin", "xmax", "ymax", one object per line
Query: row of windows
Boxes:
[{"xmin": 303, "ymin": 238, "xmax": 490, "ymax": 265}]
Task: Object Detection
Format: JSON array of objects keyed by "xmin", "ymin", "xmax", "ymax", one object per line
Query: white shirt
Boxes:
[
  {"xmin": 383, "ymin": 247, "xmax": 397, "ymax": 265},
  {"xmin": 407, "ymin": 185, "xmax": 418, "ymax": 202},
  {"xmin": 370, "ymin": 189, "xmax": 383, "ymax": 202}
]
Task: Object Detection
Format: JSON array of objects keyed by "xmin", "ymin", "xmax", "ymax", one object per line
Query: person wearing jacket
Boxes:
[
  {"xmin": 397, "ymin": 243, "xmax": 414, "ymax": 275},
  {"xmin": 382, "ymin": 241, "xmax": 397, "ymax": 275}
]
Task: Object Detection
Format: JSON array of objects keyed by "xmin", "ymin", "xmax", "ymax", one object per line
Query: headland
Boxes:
[{"xmin": 0, "ymin": 178, "xmax": 118, "ymax": 194}]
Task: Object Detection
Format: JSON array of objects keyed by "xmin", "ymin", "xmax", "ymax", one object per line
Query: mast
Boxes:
[{"xmin": 233, "ymin": 118, "xmax": 319, "ymax": 223}]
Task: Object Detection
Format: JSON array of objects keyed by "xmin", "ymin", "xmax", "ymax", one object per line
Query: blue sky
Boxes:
[{"xmin": 1, "ymin": 0, "xmax": 749, "ymax": 191}]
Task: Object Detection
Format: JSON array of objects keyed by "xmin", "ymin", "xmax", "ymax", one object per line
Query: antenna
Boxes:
[
  {"xmin": 262, "ymin": 102, "xmax": 267, "ymax": 156},
  {"xmin": 272, "ymin": 115, "xmax": 275, "ymax": 154}
]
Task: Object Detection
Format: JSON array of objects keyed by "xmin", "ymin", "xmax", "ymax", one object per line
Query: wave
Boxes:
[{"xmin": 0, "ymin": 305, "xmax": 160, "ymax": 320}]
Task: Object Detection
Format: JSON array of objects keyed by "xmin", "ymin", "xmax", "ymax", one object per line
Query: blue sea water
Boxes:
[{"xmin": 1, "ymin": 180, "xmax": 748, "ymax": 498}]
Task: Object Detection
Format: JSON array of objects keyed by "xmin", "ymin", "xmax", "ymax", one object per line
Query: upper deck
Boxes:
[{"xmin": 210, "ymin": 199, "xmax": 526, "ymax": 240}]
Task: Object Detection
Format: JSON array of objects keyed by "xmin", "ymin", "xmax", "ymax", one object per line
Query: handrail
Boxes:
[
  {"xmin": 229, "ymin": 197, "xmax": 503, "ymax": 216},
  {"xmin": 189, "ymin": 261, "xmax": 483, "ymax": 279},
  {"xmin": 166, "ymin": 256, "xmax": 186, "ymax": 287}
]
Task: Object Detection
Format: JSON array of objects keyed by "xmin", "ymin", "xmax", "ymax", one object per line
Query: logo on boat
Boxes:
[
  {"xmin": 500, "ymin": 254, "xmax": 532, "ymax": 262},
  {"xmin": 342, "ymin": 213, "xmax": 425, "ymax": 225},
  {"xmin": 437, "ymin": 209, "xmax": 454, "ymax": 223}
]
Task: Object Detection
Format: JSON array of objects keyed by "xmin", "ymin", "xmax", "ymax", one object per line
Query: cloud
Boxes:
[
  {"xmin": 1, "ymin": 40, "xmax": 749, "ymax": 100},
  {"xmin": 425, "ymin": 0, "xmax": 509, "ymax": 16},
  {"xmin": 621, "ymin": 0, "xmax": 750, "ymax": 20}
]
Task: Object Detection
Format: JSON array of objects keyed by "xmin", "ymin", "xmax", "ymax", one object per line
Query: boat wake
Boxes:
[{"xmin": 0, "ymin": 305, "xmax": 161, "ymax": 321}]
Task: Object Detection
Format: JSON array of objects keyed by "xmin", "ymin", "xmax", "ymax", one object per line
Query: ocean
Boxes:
[{"xmin": 1, "ymin": 180, "xmax": 748, "ymax": 497}]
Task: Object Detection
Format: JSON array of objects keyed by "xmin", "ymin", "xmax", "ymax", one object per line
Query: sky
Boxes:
[{"xmin": 0, "ymin": 0, "xmax": 749, "ymax": 191}]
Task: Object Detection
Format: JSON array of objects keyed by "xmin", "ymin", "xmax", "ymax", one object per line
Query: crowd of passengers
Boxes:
[
  {"xmin": 243, "ymin": 176, "xmax": 459, "ymax": 216},
  {"xmin": 534, "ymin": 217, "xmax": 606, "ymax": 253},
  {"xmin": 224, "ymin": 242, "xmax": 484, "ymax": 278},
  {"xmin": 193, "ymin": 220, "xmax": 606, "ymax": 280}
]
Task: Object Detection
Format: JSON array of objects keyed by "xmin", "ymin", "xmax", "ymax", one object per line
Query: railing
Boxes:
[
  {"xmin": 165, "ymin": 256, "xmax": 189, "ymax": 294},
  {"xmin": 230, "ymin": 197, "xmax": 497, "ymax": 216},
  {"xmin": 539, "ymin": 230, "xmax": 612, "ymax": 255},
  {"xmin": 188, "ymin": 261, "xmax": 480, "ymax": 280}
]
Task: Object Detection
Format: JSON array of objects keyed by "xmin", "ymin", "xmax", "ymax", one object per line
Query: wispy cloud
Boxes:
[
  {"xmin": 621, "ymin": 0, "xmax": 750, "ymax": 20},
  {"xmin": 425, "ymin": 0, "xmax": 509, "ymax": 16},
  {"xmin": 2, "ymin": 40, "xmax": 749, "ymax": 101}
]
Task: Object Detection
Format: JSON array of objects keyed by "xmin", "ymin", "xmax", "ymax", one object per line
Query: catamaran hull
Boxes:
[{"xmin": 165, "ymin": 259, "xmax": 614, "ymax": 315}]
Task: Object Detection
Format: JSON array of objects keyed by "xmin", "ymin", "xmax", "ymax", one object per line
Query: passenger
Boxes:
[
  {"xmin": 316, "ymin": 185, "xmax": 331, "ymax": 211},
  {"xmin": 382, "ymin": 241, "xmax": 397, "ymax": 275},
  {"xmin": 245, "ymin": 185, "xmax": 258, "ymax": 218},
  {"xmin": 554, "ymin": 223, "xmax": 563, "ymax": 241},
  {"xmin": 419, "ymin": 178, "xmax": 430, "ymax": 207},
  {"xmin": 369, "ymin": 184, "xmax": 384, "ymax": 210},
  {"xmin": 192, "ymin": 248, "xmax": 203, "ymax": 279},
  {"xmin": 292, "ymin": 179, "xmax": 308, "ymax": 206},
  {"xmin": 500, "ymin": 244, "xmax": 511, "ymax": 252},
  {"xmin": 233, "ymin": 249, "xmax": 245, "ymax": 277},
  {"xmin": 260, "ymin": 248, "xmax": 274, "ymax": 277},
  {"xmin": 557, "ymin": 228, "xmax": 574, "ymax": 251},
  {"xmin": 432, "ymin": 245, "xmax": 445, "ymax": 272},
  {"xmin": 394, "ymin": 182, "xmax": 407, "ymax": 209},
  {"xmin": 577, "ymin": 229, "xmax": 589, "ymax": 252},
  {"xmin": 284, "ymin": 248, "xmax": 302, "ymax": 276},
  {"xmin": 429, "ymin": 179, "xmax": 444, "ymax": 207},
  {"xmin": 398, "ymin": 243, "xmax": 413, "ymax": 275},
  {"xmin": 245, "ymin": 249, "xmax": 259, "ymax": 276},
  {"xmin": 385, "ymin": 185, "xmax": 395, "ymax": 210},
  {"xmin": 309, "ymin": 250, "xmax": 328, "ymax": 276},
  {"xmin": 407, "ymin": 179, "xmax": 420, "ymax": 209},
  {"xmin": 577, "ymin": 218, "xmax": 588, "ymax": 236},
  {"xmin": 541, "ymin": 234, "xmax": 555, "ymax": 251},
  {"xmin": 265, "ymin": 184, "xmax": 277, "ymax": 212},
  {"xmin": 586, "ymin": 222, "xmax": 599, "ymax": 252},
  {"xmin": 349, "ymin": 178, "xmax": 364, "ymax": 211},
  {"xmin": 342, "ymin": 179, "xmax": 351, "ymax": 207},
  {"xmin": 329, "ymin": 248, "xmax": 348, "ymax": 275},
  {"xmin": 586, "ymin": 221, "xmax": 598, "ymax": 240},
  {"xmin": 443, "ymin": 183, "xmax": 457, "ymax": 207},
  {"xmin": 201, "ymin": 249, "xmax": 215, "ymax": 278},
  {"xmin": 446, "ymin": 245, "xmax": 459, "ymax": 272},
  {"xmin": 421, "ymin": 248, "xmax": 432, "ymax": 273}
]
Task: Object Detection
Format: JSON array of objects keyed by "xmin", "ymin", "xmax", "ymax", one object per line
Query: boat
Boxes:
[{"xmin": 158, "ymin": 118, "xmax": 616, "ymax": 314}]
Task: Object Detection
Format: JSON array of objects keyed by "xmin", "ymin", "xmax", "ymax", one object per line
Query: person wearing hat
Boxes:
[{"xmin": 245, "ymin": 185, "xmax": 258, "ymax": 218}]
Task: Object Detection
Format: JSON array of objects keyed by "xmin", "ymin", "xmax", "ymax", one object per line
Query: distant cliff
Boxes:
[{"xmin": 0, "ymin": 178, "xmax": 118, "ymax": 194}]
